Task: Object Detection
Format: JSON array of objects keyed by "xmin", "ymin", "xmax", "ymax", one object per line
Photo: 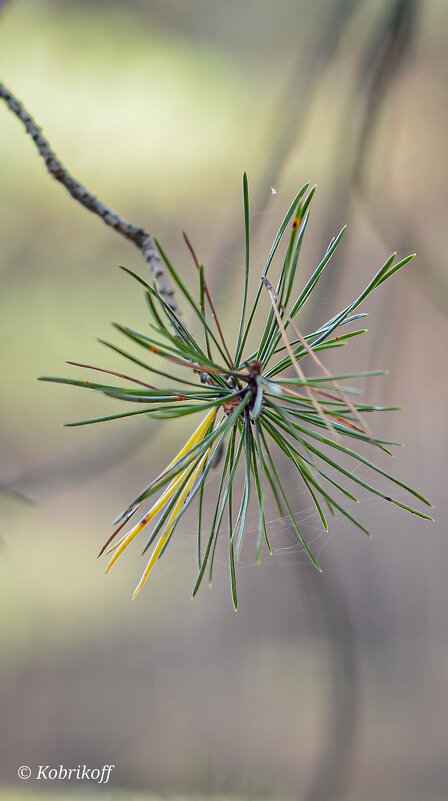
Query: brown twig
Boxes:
[{"xmin": 0, "ymin": 81, "xmax": 180, "ymax": 316}]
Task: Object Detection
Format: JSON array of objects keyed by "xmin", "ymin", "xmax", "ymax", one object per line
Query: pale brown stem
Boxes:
[{"xmin": 0, "ymin": 81, "xmax": 181, "ymax": 316}]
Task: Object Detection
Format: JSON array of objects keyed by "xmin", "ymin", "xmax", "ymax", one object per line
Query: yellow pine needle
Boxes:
[
  {"xmin": 104, "ymin": 408, "xmax": 216, "ymax": 570},
  {"xmin": 105, "ymin": 464, "xmax": 194, "ymax": 566},
  {"xmin": 104, "ymin": 534, "xmax": 129, "ymax": 557},
  {"xmin": 132, "ymin": 449, "xmax": 210, "ymax": 599},
  {"xmin": 162, "ymin": 407, "xmax": 217, "ymax": 472}
]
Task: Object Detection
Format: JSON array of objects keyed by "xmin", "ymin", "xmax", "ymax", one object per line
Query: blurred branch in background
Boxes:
[
  {"xmin": 302, "ymin": 6, "xmax": 423, "ymax": 797},
  {"xmin": 3, "ymin": 428, "xmax": 151, "ymax": 501},
  {"xmin": 353, "ymin": 0, "xmax": 448, "ymax": 314},
  {"xmin": 302, "ymin": 568, "xmax": 359, "ymax": 801},
  {"xmin": 308, "ymin": 0, "xmax": 422, "ymax": 323},
  {"xmin": 327, "ymin": 0, "xmax": 447, "ymax": 318},
  {"xmin": 212, "ymin": 4, "xmax": 368, "ymax": 798},
  {"xmin": 212, "ymin": 3, "xmax": 430, "ymax": 798},
  {"xmin": 0, "ymin": 482, "xmax": 34, "ymax": 506},
  {"xmin": 354, "ymin": 0, "xmax": 421, "ymax": 187},
  {"xmin": 212, "ymin": 0, "xmax": 359, "ymax": 301},
  {"xmin": 245, "ymin": 0, "xmax": 359, "ymax": 233}
]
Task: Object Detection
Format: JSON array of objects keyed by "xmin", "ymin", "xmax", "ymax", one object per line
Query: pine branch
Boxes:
[
  {"xmin": 39, "ymin": 178, "xmax": 433, "ymax": 604},
  {"xmin": 0, "ymin": 81, "xmax": 180, "ymax": 316}
]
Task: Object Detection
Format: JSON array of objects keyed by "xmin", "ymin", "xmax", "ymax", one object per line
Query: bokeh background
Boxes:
[{"xmin": 0, "ymin": 1, "xmax": 447, "ymax": 800}]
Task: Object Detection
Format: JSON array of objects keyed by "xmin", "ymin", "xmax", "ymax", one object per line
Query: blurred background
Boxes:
[{"xmin": 0, "ymin": 1, "xmax": 447, "ymax": 800}]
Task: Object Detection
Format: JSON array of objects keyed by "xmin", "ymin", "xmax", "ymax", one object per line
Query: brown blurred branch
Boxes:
[
  {"xmin": 255, "ymin": 0, "xmax": 359, "ymax": 219},
  {"xmin": 304, "ymin": 0, "xmax": 422, "ymax": 332},
  {"xmin": 350, "ymin": 0, "xmax": 448, "ymax": 314},
  {"xmin": 302, "ymin": 567, "xmax": 359, "ymax": 801},
  {"xmin": 353, "ymin": 0, "xmax": 421, "ymax": 187},
  {"xmin": 0, "ymin": 81, "xmax": 180, "ymax": 316},
  {"xmin": 211, "ymin": 0, "xmax": 359, "ymax": 301}
]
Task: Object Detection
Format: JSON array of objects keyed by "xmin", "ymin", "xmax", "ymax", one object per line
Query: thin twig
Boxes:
[{"xmin": 0, "ymin": 81, "xmax": 180, "ymax": 315}]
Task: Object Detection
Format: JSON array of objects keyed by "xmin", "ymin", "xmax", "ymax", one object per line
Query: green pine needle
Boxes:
[{"xmin": 39, "ymin": 177, "xmax": 433, "ymax": 604}]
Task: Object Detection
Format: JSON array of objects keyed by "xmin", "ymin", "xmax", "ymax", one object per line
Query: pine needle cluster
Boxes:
[{"xmin": 40, "ymin": 177, "xmax": 432, "ymax": 606}]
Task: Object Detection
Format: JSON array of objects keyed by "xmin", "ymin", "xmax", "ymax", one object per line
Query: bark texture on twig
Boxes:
[{"xmin": 0, "ymin": 81, "xmax": 180, "ymax": 314}]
